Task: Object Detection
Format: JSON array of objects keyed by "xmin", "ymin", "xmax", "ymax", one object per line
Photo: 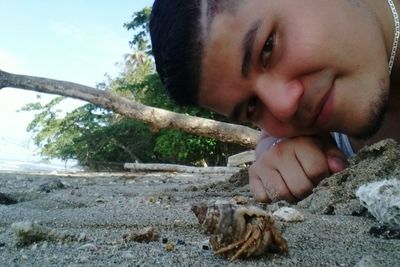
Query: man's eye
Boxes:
[
  {"xmin": 246, "ymin": 97, "xmax": 259, "ymax": 121},
  {"xmin": 261, "ymin": 34, "xmax": 274, "ymax": 67}
]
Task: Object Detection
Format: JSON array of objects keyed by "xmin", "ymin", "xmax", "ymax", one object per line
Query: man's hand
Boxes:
[{"xmin": 249, "ymin": 135, "xmax": 348, "ymax": 203}]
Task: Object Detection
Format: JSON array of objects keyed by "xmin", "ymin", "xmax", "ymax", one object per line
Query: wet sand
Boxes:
[{"xmin": 0, "ymin": 140, "xmax": 399, "ymax": 266}]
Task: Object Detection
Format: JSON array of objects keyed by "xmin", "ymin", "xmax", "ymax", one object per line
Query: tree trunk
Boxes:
[
  {"xmin": 0, "ymin": 70, "xmax": 259, "ymax": 148},
  {"xmin": 124, "ymin": 162, "xmax": 240, "ymax": 173}
]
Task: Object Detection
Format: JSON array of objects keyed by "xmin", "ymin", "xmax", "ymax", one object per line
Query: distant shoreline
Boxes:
[{"xmin": 0, "ymin": 159, "xmax": 81, "ymax": 173}]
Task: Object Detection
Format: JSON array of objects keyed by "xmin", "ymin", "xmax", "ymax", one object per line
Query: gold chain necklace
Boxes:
[{"xmin": 387, "ymin": 0, "xmax": 400, "ymax": 74}]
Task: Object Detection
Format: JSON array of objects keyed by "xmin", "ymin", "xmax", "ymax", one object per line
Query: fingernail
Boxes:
[{"xmin": 328, "ymin": 156, "xmax": 348, "ymax": 172}]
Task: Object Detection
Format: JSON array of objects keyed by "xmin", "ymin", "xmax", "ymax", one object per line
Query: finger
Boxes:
[
  {"xmin": 269, "ymin": 141, "xmax": 314, "ymax": 200},
  {"xmin": 254, "ymin": 162, "xmax": 297, "ymax": 202},
  {"xmin": 277, "ymin": 156, "xmax": 314, "ymax": 200},
  {"xmin": 324, "ymin": 148, "xmax": 348, "ymax": 173},
  {"xmin": 250, "ymin": 163, "xmax": 296, "ymax": 203},
  {"xmin": 294, "ymin": 140, "xmax": 330, "ymax": 186},
  {"xmin": 326, "ymin": 155, "xmax": 348, "ymax": 173},
  {"xmin": 321, "ymin": 135, "xmax": 349, "ymax": 173},
  {"xmin": 264, "ymin": 168, "xmax": 297, "ymax": 202},
  {"xmin": 249, "ymin": 167, "xmax": 270, "ymax": 203}
]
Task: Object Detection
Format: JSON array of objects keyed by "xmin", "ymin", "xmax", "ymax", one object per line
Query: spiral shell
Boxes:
[{"xmin": 192, "ymin": 201, "xmax": 288, "ymax": 260}]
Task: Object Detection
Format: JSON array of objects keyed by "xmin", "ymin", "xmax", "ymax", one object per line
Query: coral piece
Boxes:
[
  {"xmin": 192, "ymin": 201, "xmax": 288, "ymax": 261},
  {"xmin": 356, "ymin": 179, "xmax": 400, "ymax": 228},
  {"xmin": 11, "ymin": 221, "xmax": 71, "ymax": 247}
]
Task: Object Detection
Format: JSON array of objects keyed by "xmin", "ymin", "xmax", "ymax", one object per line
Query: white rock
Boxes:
[
  {"xmin": 77, "ymin": 232, "xmax": 87, "ymax": 242},
  {"xmin": 273, "ymin": 207, "xmax": 304, "ymax": 222},
  {"xmin": 121, "ymin": 251, "xmax": 135, "ymax": 259},
  {"xmin": 77, "ymin": 243, "xmax": 98, "ymax": 251},
  {"xmin": 356, "ymin": 179, "xmax": 400, "ymax": 227},
  {"xmin": 355, "ymin": 255, "xmax": 382, "ymax": 267},
  {"xmin": 41, "ymin": 241, "xmax": 48, "ymax": 249},
  {"xmin": 227, "ymin": 150, "xmax": 255, "ymax": 166}
]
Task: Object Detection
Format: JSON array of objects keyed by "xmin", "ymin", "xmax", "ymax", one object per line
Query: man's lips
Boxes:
[{"xmin": 315, "ymin": 82, "xmax": 335, "ymax": 128}]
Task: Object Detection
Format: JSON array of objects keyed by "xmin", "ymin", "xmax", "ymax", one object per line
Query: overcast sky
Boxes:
[{"xmin": 0, "ymin": 0, "xmax": 153, "ymax": 161}]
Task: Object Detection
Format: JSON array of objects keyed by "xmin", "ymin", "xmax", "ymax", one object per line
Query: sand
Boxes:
[{"xmin": 0, "ymin": 139, "xmax": 399, "ymax": 267}]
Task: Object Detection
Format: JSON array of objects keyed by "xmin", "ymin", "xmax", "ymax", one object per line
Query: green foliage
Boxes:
[
  {"xmin": 153, "ymin": 129, "xmax": 243, "ymax": 166},
  {"xmin": 124, "ymin": 7, "xmax": 152, "ymax": 54},
  {"xmin": 22, "ymin": 100, "xmax": 154, "ymax": 170},
  {"xmin": 22, "ymin": 6, "xmax": 246, "ymax": 169}
]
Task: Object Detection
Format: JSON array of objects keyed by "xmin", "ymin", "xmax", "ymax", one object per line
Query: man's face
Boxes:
[{"xmin": 198, "ymin": 0, "xmax": 390, "ymax": 138}]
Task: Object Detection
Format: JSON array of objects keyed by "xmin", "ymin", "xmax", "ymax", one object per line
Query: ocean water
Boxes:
[
  {"xmin": 0, "ymin": 137, "xmax": 82, "ymax": 173},
  {"xmin": 0, "ymin": 159, "xmax": 82, "ymax": 173}
]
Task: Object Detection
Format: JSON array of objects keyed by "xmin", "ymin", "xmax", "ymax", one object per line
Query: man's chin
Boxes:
[
  {"xmin": 350, "ymin": 111, "xmax": 386, "ymax": 141},
  {"xmin": 351, "ymin": 125, "xmax": 381, "ymax": 140},
  {"xmin": 348, "ymin": 87, "xmax": 388, "ymax": 141}
]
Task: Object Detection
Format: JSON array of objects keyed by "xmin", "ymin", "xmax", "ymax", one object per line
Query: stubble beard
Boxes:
[{"xmin": 351, "ymin": 89, "xmax": 389, "ymax": 140}]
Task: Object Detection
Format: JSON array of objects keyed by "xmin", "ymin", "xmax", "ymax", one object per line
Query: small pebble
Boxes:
[
  {"xmin": 188, "ymin": 185, "xmax": 198, "ymax": 192},
  {"xmin": 38, "ymin": 180, "xmax": 65, "ymax": 193},
  {"xmin": 70, "ymin": 190, "xmax": 82, "ymax": 197},
  {"xmin": 273, "ymin": 207, "xmax": 304, "ymax": 222},
  {"xmin": 355, "ymin": 255, "xmax": 382, "ymax": 267},
  {"xmin": 77, "ymin": 256, "xmax": 89, "ymax": 263},
  {"xmin": 202, "ymin": 245, "xmax": 210, "ymax": 250},
  {"xmin": 176, "ymin": 239, "xmax": 185, "ymax": 245},
  {"xmin": 121, "ymin": 251, "xmax": 135, "ymax": 259},
  {"xmin": 78, "ymin": 232, "xmax": 87, "ymax": 242},
  {"xmin": 123, "ymin": 226, "xmax": 160, "ymax": 243},
  {"xmin": 147, "ymin": 196, "xmax": 156, "ymax": 204},
  {"xmin": 231, "ymin": 195, "xmax": 248, "ymax": 205},
  {"xmin": 77, "ymin": 243, "xmax": 99, "ymax": 251},
  {"xmin": 162, "ymin": 238, "xmax": 168, "ymax": 244},
  {"xmin": 165, "ymin": 241, "xmax": 175, "ymax": 252},
  {"xmin": 0, "ymin": 192, "xmax": 18, "ymax": 205},
  {"xmin": 369, "ymin": 225, "xmax": 400, "ymax": 239}
]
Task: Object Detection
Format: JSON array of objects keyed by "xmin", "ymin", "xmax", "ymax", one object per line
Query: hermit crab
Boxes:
[{"xmin": 192, "ymin": 201, "xmax": 288, "ymax": 261}]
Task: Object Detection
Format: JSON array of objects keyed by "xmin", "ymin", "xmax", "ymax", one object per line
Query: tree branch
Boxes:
[{"xmin": 0, "ymin": 69, "xmax": 259, "ymax": 148}]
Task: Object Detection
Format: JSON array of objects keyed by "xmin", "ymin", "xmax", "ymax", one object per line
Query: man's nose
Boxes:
[{"xmin": 254, "ymin": 76, "xmax": 304, "ymax": 123}]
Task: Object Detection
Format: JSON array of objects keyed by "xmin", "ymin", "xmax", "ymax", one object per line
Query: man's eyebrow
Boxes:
[
  {"xmin": 241, "ymin": 20, "xmax": 262, "ymax": 78},
  {"xmin": 229, "ymin": 20, "xmax": 261, "ymax": 122}
]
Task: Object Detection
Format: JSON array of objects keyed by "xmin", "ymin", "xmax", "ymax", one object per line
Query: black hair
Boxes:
[
  {"xmin": 150, "ymin": 0, "xmax": 241, "ymax": 106},
  {"xmin": 150, "ymin": 0, "xmax": 203, "ymax": 106}
]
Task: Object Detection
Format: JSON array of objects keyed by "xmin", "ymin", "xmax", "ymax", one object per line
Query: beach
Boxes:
[{"xmin": 0, "ymin": 139, "xmax": 399, "ymax": 266}]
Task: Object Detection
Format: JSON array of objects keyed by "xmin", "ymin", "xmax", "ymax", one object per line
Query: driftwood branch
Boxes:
[
  {"xmin": 0, "ymin": 69, "xmax": 259, "ymax": 148},
  {"xmin": 124, "ymin": 162, "xmax": 240, "ymax": 173}
]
